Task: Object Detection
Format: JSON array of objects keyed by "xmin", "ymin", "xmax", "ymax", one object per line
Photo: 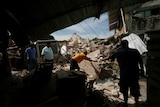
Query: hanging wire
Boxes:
[
  {"xmin": 83, "ymin": 20, "xmax": 98, "ymax": 38},
  {"xmin": 95, "ymin": 18, "xmax": 107, "ymax": 36},
  {"xmin": 78, "ymin": 23, "xmax": 92, "ymax": 38}
]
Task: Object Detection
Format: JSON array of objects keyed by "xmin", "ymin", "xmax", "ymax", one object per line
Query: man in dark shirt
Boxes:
[
  {"xmin": 25, "ymin": 43, "xmax": 37, "ymax": 71},
  {"xmin": 103, "ymin": 40, "xmax": 144, "ymax": 107}
]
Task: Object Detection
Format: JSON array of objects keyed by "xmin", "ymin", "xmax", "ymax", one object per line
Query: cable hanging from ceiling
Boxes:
[
  {"xmin": 95, "ymin": 18, "xmax": 107, "ymax": 36},
  {"xmin": 78, "ymin": 23, "xmax": 92, "ymax": 38},
  {"xmin": 83, "ymin": 20, "xmax": 98, "ymax": 38}
]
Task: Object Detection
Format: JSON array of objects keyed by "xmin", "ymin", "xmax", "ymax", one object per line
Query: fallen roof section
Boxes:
[{"xmin": 1, "ymin": 0, "xmax": 150, "ymax": 45}]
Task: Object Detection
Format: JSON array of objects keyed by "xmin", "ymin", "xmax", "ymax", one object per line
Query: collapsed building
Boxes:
[
  {"xmin": 1, "ymin": 32, "xmax": 147, "ymax": 107},
  {"xmin": 1, "ymin": 0, "xmax": 160, "ymax": 107}
]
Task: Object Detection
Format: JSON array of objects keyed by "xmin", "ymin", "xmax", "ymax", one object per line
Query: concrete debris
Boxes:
[
  {"xmin": 60, "ymin": 33, "xmax": 146, "ymax": 106},
  {"xmin": 7, "ymin": 33, "xmax": 146, "ymax": 107}
]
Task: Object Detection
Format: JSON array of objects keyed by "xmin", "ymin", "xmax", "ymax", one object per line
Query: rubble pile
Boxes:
[
  {"xmin": 57, "ymin": 33, "xmax": 121, "ymax": 79},
  {"xmin": 53, "ymin": 33, "xmax": 147, "ymax": 106},
  {"xmin": 8, "ymin": 32, "xmax": 146, "ymax": 107}
]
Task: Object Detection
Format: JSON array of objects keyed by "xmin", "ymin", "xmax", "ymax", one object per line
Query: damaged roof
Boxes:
[{"xmin": 1, "ymin": 0, "xmax": 150, "ymax": 46}]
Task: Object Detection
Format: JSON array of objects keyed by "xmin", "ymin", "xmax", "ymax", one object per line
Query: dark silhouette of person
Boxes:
[
  {"xmin": 25, "ymin": 43, "xmax": 37, "ymax": 71},
  {"xmin": 103, "ymin": 40, "xmax": 144, "ymax": 106}
]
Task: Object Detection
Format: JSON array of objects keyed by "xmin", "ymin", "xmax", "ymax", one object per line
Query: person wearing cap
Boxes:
[{"xmin": 70, "ymin": 50, "xmax": 91, "ymax": 71}]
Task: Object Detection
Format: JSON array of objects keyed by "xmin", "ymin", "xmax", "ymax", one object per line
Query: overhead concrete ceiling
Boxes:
[{"xmin": 0, "ymin": 0, "xmax": 150, "ymax": 46}]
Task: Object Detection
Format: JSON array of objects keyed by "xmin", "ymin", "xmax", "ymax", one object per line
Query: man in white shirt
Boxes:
[{"xmin": 41, "ymin": 42, "xmax": 53, "ymax": 63}]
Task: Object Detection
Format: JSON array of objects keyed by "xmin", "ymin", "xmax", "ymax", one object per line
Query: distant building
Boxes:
[{"xmin": 125, "ymin": 0, "xmax": 160, "ymax": 34}]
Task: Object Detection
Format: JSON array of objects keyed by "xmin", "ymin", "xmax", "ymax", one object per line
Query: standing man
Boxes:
[
  {"xmin": 70, "ymin": 50, "xmax": 91, "ymax": 71},
  {"xmin": 102, "ymin": 40, "xmax": 144, "ymax": 107},
  {"xmin": 25, "ymin": 43, "xmax": 37, "ymax": 71},
  {"xmin": 41, "ymin": 42, "xmax": 54, "ymax": 63}
]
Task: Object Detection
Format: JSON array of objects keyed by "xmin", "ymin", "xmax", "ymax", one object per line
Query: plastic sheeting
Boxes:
[{"xmin": 122, "ymin": 33, "xmax": 148, "ymax": 55}]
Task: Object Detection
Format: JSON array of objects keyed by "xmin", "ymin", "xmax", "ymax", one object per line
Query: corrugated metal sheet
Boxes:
[
  {"xmin": 108, "ymin": 0, "xmax": 151, "ymax": 31},
  {"xmin": 108, "ymin": 9, "xmax": 120, "ymax": 30},
  {"xmin": 1, "ymin": 0, "xmax": 150, "ymax": 45}
]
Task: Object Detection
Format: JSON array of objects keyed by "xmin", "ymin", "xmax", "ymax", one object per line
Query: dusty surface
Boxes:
[
  {"xmin": 93, "ymin": 77, "xmax": 147, "ymax": 107},
  {"xmin": 0, "ymin": 69, "xmax": 147, "ymax": 107}
]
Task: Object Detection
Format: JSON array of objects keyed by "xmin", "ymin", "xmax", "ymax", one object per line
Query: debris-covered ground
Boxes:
[
  {"xmin": 3, "ymin": 32, "xmax": 147, "ymax": 107},
  {"xmin": 54, "ymin": 32, "xmax": 147, "ymax": 107}
]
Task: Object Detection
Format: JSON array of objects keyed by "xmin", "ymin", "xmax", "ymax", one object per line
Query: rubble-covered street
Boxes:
[{"xmin": 1, "ymin": 32, "xmax": 147, "ymax": 107}]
